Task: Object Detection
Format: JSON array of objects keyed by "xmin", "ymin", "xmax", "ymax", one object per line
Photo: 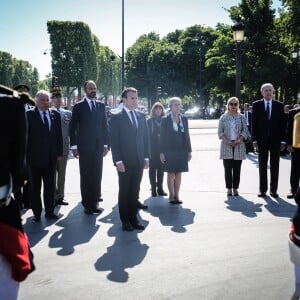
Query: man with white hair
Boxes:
[{"xmin": 27, "ymin": 90, "xmax": 63, "ymax": 221}]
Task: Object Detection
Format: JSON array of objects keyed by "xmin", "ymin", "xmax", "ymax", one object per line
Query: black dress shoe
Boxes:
[
  {"xmin": 137, "ymin": 202, "xmax": 148, "ymax": 209},
  {"xmin": 157, "ymin": 190, "xmax": 167, "ymax": 196},
  {"xmin": 56, "ymin": 199, "xmax": 69, "ymax": 206},
  {"xmin": 131, "ymin": 223, "xmax": 145, "ymax": 230},
  {"xmin": 122, "ymin": 223, "xmax": 134, "ymax": 231},
  {"xmin": 270, "ymin": 192, "xmax": 279, "ymax": 198},
  {"xmin": 257, "ymin": 192, "xmax": 266, "ymax": 197},
  {"xmin": 32, "ymin": 216, "xmax": 41, "ymax": 222},
  {"xmin": 84, "ymin": 208, "xmax": 103, "ymax": 215},
  {"xmin": 97, "ymin": 197, "xmax": 103, "ymax": 202},
  {"xmin": 151, "ymin": 191, "xmax": 157, "ymax": 197},
  {"xmin": 45, "ymin": 213, "xmax": 59, "ymax": 220},
  {"xmin": 287, "ymin": 193, "xmax": 295, "ymax": 199}
]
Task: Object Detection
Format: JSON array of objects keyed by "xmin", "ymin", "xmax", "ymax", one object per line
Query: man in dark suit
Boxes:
[
  {"xmin": 109, "ymin": 87, "xmax": 149, "ymax": 231},
  {"xmin": 252, "ymin": 83, "xmax": 286, "ymax": 198},
  {"xmin": 69, "ymin": 80, "xmax": 109, "ymax": 214},
  {"xmin": 286, "ymin": 105, "xmax": 300, "ymax": 199},
  {"xmin": 27, "ymin": 90, "xmax": 63, "ymax": 221}
]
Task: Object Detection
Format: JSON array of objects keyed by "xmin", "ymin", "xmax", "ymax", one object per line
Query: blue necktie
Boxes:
[
  {"xmin": 130, "ymin": 110, "xmax": 137, "ymax": 129},
  {"xmin": 91, "ymin": 101, "xmax": 96, "ymax": 113},
  {"xmin": 43, "ymin": 111, "xmax": 49, "ymax": 131},
  {"xmin": 266, "ymin": 102, "xmax": 270, "ymax": 120}
]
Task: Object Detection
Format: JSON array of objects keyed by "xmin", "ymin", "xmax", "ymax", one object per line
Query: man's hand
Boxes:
[
  {"xmin": 72, "ymin": 149, "xmax": 79, "ymax": 158},
  {"xmin": 116, "ymin": 163, "xmax": 125, "ymax": 173},
  {"xmin": 103, "ymin": 147, "xmax": 109, "ymax": 157},
  {"xmin": 160, "ymin": 153, "xmax": 165, "ymax": 164},
  {"xmin": 280, "ymin": 142, "xmax": 286, "ymax": 152},
  {"xmin": 144, "ymin": 160, "xmax": 149, "ymax": 169},
  {"xmin": 253, "ymin": 141, "xmax": 258, "ymax": 152},
  {"xmin": 188, "ymin": 152, "xmax": 192, "ymax": 161},
  {"xmin": 287, "ymin": 145, "xmax": 294, "ymax": 153}
]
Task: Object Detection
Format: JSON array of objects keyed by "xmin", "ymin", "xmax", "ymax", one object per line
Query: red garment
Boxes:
[{"xmin": 0, "ymin": 222, "xmax": 33, "ymax": 282}]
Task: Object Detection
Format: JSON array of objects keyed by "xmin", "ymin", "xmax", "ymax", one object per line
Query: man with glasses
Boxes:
[{"xmin": 252, "ymin": 83, "xmax": 285, "ymax": 198}]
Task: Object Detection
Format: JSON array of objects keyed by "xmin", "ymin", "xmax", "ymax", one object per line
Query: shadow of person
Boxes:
[
  {"xmin": 264, "ymin": 196, "xmax": 297, "ymax": 218},
  {"xmin": 23, "ymin": 217, "xmax": 49, "ymax": 247},
  {"xmin": 144, "ymin": 196, "xmax": 195, "ymax": 233},
  {"xmin": 48, "ymin": 202, "xmax": 100, "ymax": 256},
  {"xmin": 95, "ymin": 206, "xmax": 149, "ymax": 283},
  {"xmin": 225, "ymin": 195, "xmax": 263, "ymax": 218}
]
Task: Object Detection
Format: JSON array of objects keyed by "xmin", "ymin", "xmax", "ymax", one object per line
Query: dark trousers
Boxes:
[
  {"xmin": 149, "ymin": 159, "xmax": 164, "ymax": 191},
  {"xmin": 223, "ymin": 159, "xmax": 242, "ymax": 189},
  {"xmin": 79, "ymin": 148, "xmax": 103, "ymax": 210},
  {"xmin": 290, "ymin": 149, "xmax": 300, "ymax": 194},
  {"xmin": 118, "ymin": 163, "xmax": 143, "ymax": 225},
  {"xmin": 29, "ymin": 164, "xmax": 56, "ymax": 217},
  {"xmin": 258, "ymin": 146, "xmax": 280, "ymax": 193}
]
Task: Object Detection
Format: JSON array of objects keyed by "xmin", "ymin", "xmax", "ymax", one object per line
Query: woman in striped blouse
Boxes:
[{"xmin": 218, "ymin": 97, "xmax": 249, "ymax": 196}]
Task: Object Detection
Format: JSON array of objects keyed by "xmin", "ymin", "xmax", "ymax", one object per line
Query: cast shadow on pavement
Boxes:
[
  {"xmin": 264, "ymin": 196, "xmax": 297, "ymax": 218},
  {"xmin": 144, "ymin": 196, "xmax": 195, "ymax": 233},
  {"xmin": 48, "ymin": 202, "xmax": 100, "ymax": 256},
  {"xmin": 225, "ymin": 195, "xmax": 263, "ymax": 218},
  {"xmin": 95, "ymin": 205, "xmax": 149, "ymax": 283},
  {"xmin": 23, "ymin": 217, "xmax": 49, "ymax": 247}
]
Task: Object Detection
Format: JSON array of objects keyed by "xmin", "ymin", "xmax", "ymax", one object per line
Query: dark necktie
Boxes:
[
  {"xmin": 43, "ymin": 111, "xmax": 49, "ymax": 131},
  {"xmin": 91, "ymin": 101, "xmax": 96, "ymax": 113},
  {"xmin": 130, "ymin": 110, "xmax": 137, "ymax": 129},
  {"xmin": 266, "ymin": 102, "xmax": 270, "ymax": 120}
]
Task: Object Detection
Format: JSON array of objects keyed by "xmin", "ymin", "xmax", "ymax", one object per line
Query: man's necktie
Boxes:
[
  {"xmin": 266, "ymin": 102, "xmax": 270, "ymax": 120},
  {"xmin": 130, "ymin": 110, "xmax": 137, "ymax": 129},
  {"xmin": 91, "ymin": 101, "xmax": 96, "ymax": 113},
  {"xmin": 43, "ymin": 111, "xmax": 49, "ymax": 131}
]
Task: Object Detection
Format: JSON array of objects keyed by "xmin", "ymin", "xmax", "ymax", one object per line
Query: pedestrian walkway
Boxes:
[{"xmin": 19, "ymin": 122, "xmax": 296, "ymax": 300}]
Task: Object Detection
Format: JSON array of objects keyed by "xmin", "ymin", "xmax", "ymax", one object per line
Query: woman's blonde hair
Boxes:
[
  {"xmin": 150, "ymin": 102, "xmax": 165, "ymax": 118},
  {"xmin": 226, "ymin": 97, "xmax": 240, "ymax": 112}
]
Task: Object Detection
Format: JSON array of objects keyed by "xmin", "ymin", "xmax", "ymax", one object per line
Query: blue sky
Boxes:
[{"xmin": 0, "ymin": 0, "xmax": 281, "ymax": 79}]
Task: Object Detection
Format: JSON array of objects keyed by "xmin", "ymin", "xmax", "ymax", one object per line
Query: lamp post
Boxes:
[
  {"xmin": 193, "ymin": 37, "xmax": 206, "ymax": 107},
  {"xmin": 292, "ymin": 46, "xmax": 300, "ymax": 101},
  {"xmin": 232, "ymin": 19, "xmax": 245, "ymax": 103},
  {"xmin": 121, "ymin": 0, "xmax": 124, "ymax": 91}
]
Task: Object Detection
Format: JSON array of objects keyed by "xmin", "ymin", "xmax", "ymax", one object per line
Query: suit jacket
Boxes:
[
  {"xmin": 69, "ymin": 98, "xmax": 109, "ymax": 153},
  {"xmin": 109, "ymin": 109, "xmax": 149, "ymax": 168},
  {"xmin": 242, "ymin": 111, "xmax": 252, "ymax": 132},
  {"xmin": 26, "ymin": 108, "xmax": 63, "ymax": 168},
  {"xmin": 50, "ymin": 107, "xmax": 72, "ymax": 156},
  {"xmin": 251, "ymin": 99, "xmax": 285, "ymax": 148},
  {"xmin": 287, "ymin": 107, "xmax": 300, "ymax": 146},
  {"xmin": 160, "ymin": 114, "xmax": 192, "ymax": 154},
  {"xmin": 0, "ymin": 96, "xmax": 26, "ymax": 188}
]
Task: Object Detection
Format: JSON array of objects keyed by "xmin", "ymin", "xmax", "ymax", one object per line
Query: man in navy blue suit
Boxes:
[
  {"xmin": 252, "ymin": 83, "xmax": 285, "ymax": 198},
  {"xmin": 69, "ymin": 80, "xmax": 109, "ymax": 214},
  {"xmin": 27, "ymin": 90, "xmax": 63, "ymax": 221},
  {"xmin": 109, "ymin": 87, "xmax": 149, "ymax": 231}
]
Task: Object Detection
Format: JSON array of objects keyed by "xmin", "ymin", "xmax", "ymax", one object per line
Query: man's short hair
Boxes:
[{"xmin": 121, "ymin": 87, "xmax": 137, "ymax": 99}]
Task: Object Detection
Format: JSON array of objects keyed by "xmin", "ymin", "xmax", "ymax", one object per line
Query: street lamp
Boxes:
[
  {"xmin": 193, "ymin": 37, "xmax": 206, "ymax": 107},
  {"xmin": 121, "ymin": 0, "xmax": 124, "ymax": 91},
  {"xmin": 232, "ymin": 18, "xmax": 245, "ymax": 102},
  {"xmin": 291, "ymin": 46, "xmax": 300, "ymax": 101}
]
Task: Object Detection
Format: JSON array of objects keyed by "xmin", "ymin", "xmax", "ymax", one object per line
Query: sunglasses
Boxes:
[{"xmin": 229, "ymin": 102, "xmax": 238, "ymax": 106}]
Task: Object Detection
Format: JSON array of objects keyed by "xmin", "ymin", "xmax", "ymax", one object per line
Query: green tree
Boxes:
[
  {"xmin": 47, "ymin": 20, "xmax": 98, "ymax": 105},
  {"xmin": 0, "ymin": 51, "xmax": 14, "ymax": 87}
]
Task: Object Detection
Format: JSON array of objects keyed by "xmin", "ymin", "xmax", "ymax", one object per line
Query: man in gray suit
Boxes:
[{"xmin": 50, "ymin": 88, "xmax": 71, "ymax": 206}]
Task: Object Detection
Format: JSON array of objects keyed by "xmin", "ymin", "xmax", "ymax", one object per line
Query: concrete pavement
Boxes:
[{"xmin": 19, "ymin": 120, "xmax": 297, "ymax": 300}]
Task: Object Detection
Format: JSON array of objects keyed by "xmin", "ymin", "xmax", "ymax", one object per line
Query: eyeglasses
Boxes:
[{"xmin": 229, "ymin": 102, "xmax": 238, "ymax": 106}]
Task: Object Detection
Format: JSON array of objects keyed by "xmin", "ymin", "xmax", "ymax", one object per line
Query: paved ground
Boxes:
[{"xmin": 19, "ymin": 120, "xmax": 297, "ymax": 300}]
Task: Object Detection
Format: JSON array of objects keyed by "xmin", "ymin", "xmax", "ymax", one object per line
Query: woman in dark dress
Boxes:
[
  {"xmin": 160, "ymin": 97, "xmax": 192, "ymax": 204},
  {"xmin": 147, "ymin": 102, "xmax": 167, "ymax": 197}
]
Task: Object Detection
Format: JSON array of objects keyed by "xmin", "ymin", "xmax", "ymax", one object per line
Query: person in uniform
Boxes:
[
  {"xmin": 50, "ymin": 81, "xmax": 71, "ymax": 206},
  {"xmin": 0, "ymin": 84, "xmax": 35, "ymax": 300}
]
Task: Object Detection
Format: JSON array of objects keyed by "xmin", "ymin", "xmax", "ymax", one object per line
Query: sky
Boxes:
[{"xmin": 0, "ymin": 0, "xmax": 282, "ymax": 79}]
